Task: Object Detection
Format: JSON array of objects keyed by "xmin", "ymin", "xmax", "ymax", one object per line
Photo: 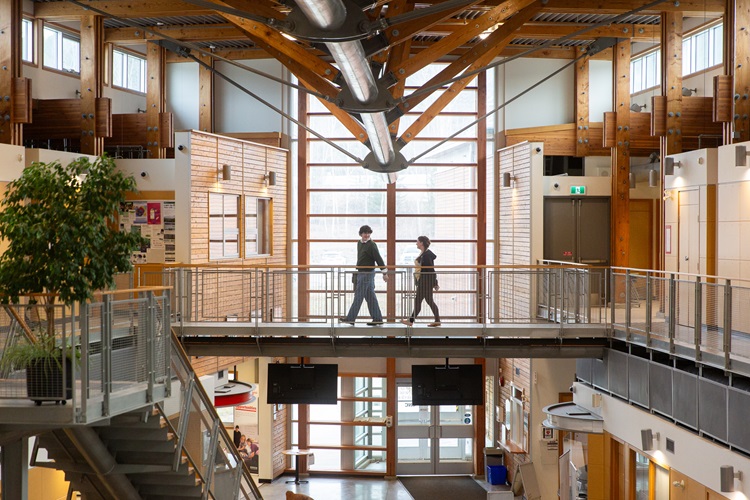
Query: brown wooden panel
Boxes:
[
  {"xmin": 95, "ymin": 97, "xmax": 112, "ymax": 137},
  {"xmin": 159, "ymin": 112, "xmax": 173, "ymax": 147},
  {"xmin": 651, "ymin": 96, "xmax": 666, "ymax": 136},
  {"xmin": 713, "ymin": 74, "xmax": 733, "ymax": 122},
  {"xmin": 12, "ymin": 77, "xmax": 32, "ymax": 124},
  {"xmin": 603, "ymin": 112, "xmax": 617, "ymax": 147},
  {"xmin": 681, "ymin": 97, "xmax": 722, "ymax": 137},
  {"xmin": 629, "ymin": 112, "xmax": 659, "ymax": 151},
  {"xmin": 25, "ymin": 99, "xmax": 82, "ymax": 141},
  {"xmin": 108, "ymin": 113, "xmax": 148, "ymax": 146}
]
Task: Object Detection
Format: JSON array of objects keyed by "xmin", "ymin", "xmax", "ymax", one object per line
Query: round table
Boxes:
[{"xmin": 282, "ymin": 449, "xmax": 313, "ymax": 484}]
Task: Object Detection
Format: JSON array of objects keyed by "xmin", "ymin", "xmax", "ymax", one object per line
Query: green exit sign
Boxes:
[{"xmin": 570, "ymin": 186, "xmax": 586, "ymax": 195}]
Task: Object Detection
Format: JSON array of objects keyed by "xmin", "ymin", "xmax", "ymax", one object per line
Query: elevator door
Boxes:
[{"xmin": 543, "ymin": 197, "xmax": 611, "ymax": 265}]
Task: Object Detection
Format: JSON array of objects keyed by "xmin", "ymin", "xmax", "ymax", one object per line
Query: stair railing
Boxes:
[{"xmin": 167, "ymin": 330, "xmax": 263, "ymax": 500}]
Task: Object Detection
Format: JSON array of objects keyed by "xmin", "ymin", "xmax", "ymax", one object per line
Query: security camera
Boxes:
[
  {"xmin": 140, "ymin": 171, "xmax": 148, "ymax": 178},
  {"xmin": 535, "ymin": 147, "xmax": 542, "ymax": 153},
  {"xmin": 177, "ymin": 145, "xmax": 185, "ymax": 151},
  {"xmin": 553, "ymin": 183, "xmax": 559, "ymax": 189}
]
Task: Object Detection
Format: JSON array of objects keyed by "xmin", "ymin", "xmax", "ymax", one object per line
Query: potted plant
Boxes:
[{"xmin": 0, "ymin": 154, "xmax": 145, "ymax": 404}]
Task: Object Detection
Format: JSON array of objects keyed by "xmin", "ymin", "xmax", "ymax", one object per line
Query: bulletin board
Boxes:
[{"xmin": 119, "ymin": 200, "xmax": 176, "ymax": 263}]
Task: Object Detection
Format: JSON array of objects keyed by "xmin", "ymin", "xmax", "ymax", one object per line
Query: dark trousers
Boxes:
[{"xmin": 409, "ymin": 275, "xmax": 440, "ymax": 322}]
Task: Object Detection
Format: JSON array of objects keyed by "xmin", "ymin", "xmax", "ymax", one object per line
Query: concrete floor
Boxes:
[{"xmin": 257, "ymin": 475, "xmax": 415, "ymax": 500}]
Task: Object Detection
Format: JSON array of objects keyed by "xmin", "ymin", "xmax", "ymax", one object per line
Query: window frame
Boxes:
[
  {"xmin": 21, "ymin": 17, "xmax": 35, "ymax": 64},
  {"xmin": 682, "ymin": 20, "xmax": 723, "ymax": 77},
  {"xmin": 630, "ymin": 47, "xmax": 661, "ymax": 95},
  {"xmin": 42, "ymin": 23, "xmax": 81, "ymax": 75},
  {"xmin": 209, "ymin": 192, "xmax": 241, "ymax": 260},
  {"xmin": 245, "ymin": 196, "xmax": 272, "ymax": 257},
  {"xmin": 111, "ymin": 46, "xmax": 147, "ymax": 94}
]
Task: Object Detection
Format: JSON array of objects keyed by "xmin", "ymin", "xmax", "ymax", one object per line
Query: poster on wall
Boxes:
[
  {"xmin": 235, "ymin": 384, "xmax": 260, "ymax": 472},
  {"xmin": 119, "ymin": 200, "xmax": 176, "ymax": 264}
]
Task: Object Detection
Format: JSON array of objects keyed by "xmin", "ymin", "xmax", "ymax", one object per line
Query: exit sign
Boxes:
[{"xmin": 570, "ymin": 186, "xmax": 586, "ymax": 195}]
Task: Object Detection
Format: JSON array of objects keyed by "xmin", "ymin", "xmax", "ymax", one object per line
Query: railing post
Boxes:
[
  {"xmin": 174, "ymin": 377, "xmax": 195, "ymax": 471},
  {"xmin": 176, "ymin": 267, "xmax": 184, "ymax": 327},
  {"xmin": 102, "ymin": 294, "xmax": 113, "ymax": 417},
  {"xmin": 164, "ymin": 290, "xmax": 172, "ymax": 398},
  {"xmin": 203, "ymin": 418, "xmax": 220, "ymax": 500},
  {"xmin": 645, "ymin": 272, "xmax": 652, "ymax": 347},
  {"xmin": 79, "ymin": 302, "xmax": 89, "ymax": 424},
  {"xmin": 146, "ymin": 291, "xmax": 155, "ymax": 403},
  {"xmin": 724, "ymin": 280, "xmax": 732, "ymax": 372},
  {"xmin": 669, "ymin": 273, "xmax": 676, "ymax": 354},
  {"xmin": 625, "ymin": 269, "xmax": 631, "ymax": 341},
  {"xmin": 694, "ymin": 276, "xmax": 702, "ymax": 362}
]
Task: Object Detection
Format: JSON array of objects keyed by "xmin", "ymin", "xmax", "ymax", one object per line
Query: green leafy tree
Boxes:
[{"xmin": 0, "ymin": 155, "xmax": 145, "ymax": 306}]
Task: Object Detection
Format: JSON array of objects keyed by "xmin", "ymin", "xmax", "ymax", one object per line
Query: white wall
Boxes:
[
  {"xmin": 0, "ymin": 144, "xmax": 26, "ymax": 182},
  {"xmin": 214, "ymin": 59, "xmax": 285, "ymax": 134},
  {"xmin": 174, "ymin": 131, "xmax": 193, "ymax": 264},
  {"xmin": 589, "ymin": 60, "xmax": 612, "ymax": 122},
  {"xmin": 115, "ymin": 158, "xmax": 175, "ymax": 191},
  {"xmin": 501, "ymin": 58, "xmax": 575, "ymax": 130},
  {"xmin": 166, "ymin": 62, "xmax": 200, "ymax": 131},
  {"xmin": 574, "ymin": 382, "xmax": 750, "ymax": 498}
]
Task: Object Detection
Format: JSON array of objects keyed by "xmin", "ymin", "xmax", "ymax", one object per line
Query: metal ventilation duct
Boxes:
[{"xmin": 294, "ymin": 0, "xmax": 396, "ymax": 168}]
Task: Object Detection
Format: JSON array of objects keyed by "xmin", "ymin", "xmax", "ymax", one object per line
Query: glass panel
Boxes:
[
  {"xmin": 396, "ymin": 242, "xmax": 476, "ymax": 266},
  {"xmin": 399, "ymin": 114, "xmax": 478, "ymax": 138},
  {"xmin": 62, "ymin": 37, "xmax": 80, "ymax": 73},
  {"xmin": 406, "ymin": 88, "xmax": 478, "ymax": 114},
  {"xmin": 309, "ymin": 140, "xmax": 370, "ymax": 163},
  {"xmin": 401, "ymin": 140, "xmax": 477, "ymax": 164},
  {"xmin": 309, "ymin": 192, "xmax": 387, "ymax": 215},
  {"xmin": 127, "ymin": 53, "xmax": 143, "ymax": 91},
  {"xmin": 43, "ymin": 27, "xmax": 60, "ymax": 69},
  {"xmin": 307, "ymin": 448, "xmax": 341, "ymax": 470},
  {"xmin": 309, "ymin": 216, "xmax": 388, "ymax": 241},
  {"xmin": 397, "ymin": 385, "xmax": 430, "ymax": 425},
  {"xmin": 395, "ymin": 217, "xmax": 476, "ymax": 242},
  {"xmin": 438, "ymin": 405, "xmax": 471, "ymax": 425},
  {"xmin": 438, "ymin": 437, "xmax": 473, "ymax": 462},
  {"xmin": 397, "ymin": 438, "xmax": 431, "ymax": 462},
  {"xmin": 396, "ymin": 191, "xmax": 477, "ymax": 215},
  {"xmin": 634, "ymin": 453, "xmax": 649, "ymax": 500},
  {"xmin": 22, "ymin": 19, "xmax": 33, "ymax": 63},
  {"xmin": 308, "ymin": 115, "xmax": 359, "ymax": 138},
  {"xmin": 112, "ymin": 50, "xmax": 124, "ymax": 87},
  {"xmin": 395, "ymin": 166, "xmax": 477, "ymax": 189},
  {"xmin": 308, "ymin": 166, "xmax": 392, "ymax": 189}
]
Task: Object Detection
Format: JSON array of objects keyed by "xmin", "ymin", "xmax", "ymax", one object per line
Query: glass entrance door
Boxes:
[{"xmin": 395, "ymin": 380, "xmax": 475, "ymax": 475}]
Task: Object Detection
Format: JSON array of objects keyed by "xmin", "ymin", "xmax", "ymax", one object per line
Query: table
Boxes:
[{"xmin": 282, "ymin": 449, "xmax": 314, "ymax": 484}]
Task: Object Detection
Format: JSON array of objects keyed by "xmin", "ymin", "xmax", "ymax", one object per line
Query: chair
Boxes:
[{"xmin": 286, "ymin": 492, "xmax": 314, "ymax": 500}]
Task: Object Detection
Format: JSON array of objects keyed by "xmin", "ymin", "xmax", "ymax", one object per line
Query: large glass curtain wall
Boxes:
[{"xmin": 303, "ymin": 64, "xmax": 489, "ymax": 322}]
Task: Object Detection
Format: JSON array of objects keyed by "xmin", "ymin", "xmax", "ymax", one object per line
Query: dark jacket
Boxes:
[
  {"xmin": 356, "ymin": 239, "xmax": 386, "ymax": 272},
  {"xmin": 415, "ymin": 249, "xmax": 438, "ymax": 284}
]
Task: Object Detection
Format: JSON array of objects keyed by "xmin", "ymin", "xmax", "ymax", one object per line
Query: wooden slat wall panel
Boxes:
[
  {"xmin": 109, "ymin": 114, "xmax": 148, "ymax": 146},
  {"xmin": 188, "ymin": 131, "xmax": 289, "ymax": 323},
  {"xmin": 651, "ymin": 96, "xmax": 666, "ymax": 136},
  {"xmin": 713, "ymin": 74, "xmax": 733, "ymax": 123},
  {"xmin": 25, "ymin": 99, "xmax": 83, "ymax": 140},
  {"xmin": 603, "ymin": 112, "xmax": 616, "ymax": 147},
  {"xmin": 95, "ymin": 97, "xmax": 112, "ymax": 137},
  {"xmin": 12, "ymin": 77, "xmax": 31, "ymax": 124},
  {"xmin": 505, "ymin": 123, "xmax": 609, "ymax": 156},
  {"xmin": 159, "ymin": 112, "xmax": 173, "ymax": 147},
  {"xmin": 190, "ymin": 356, "xmax": 246, "ymax": 378},
  {"xmin": 628, "ymin": 112, "xmax": 659, "ymax": 151},
  {"xmin": 680, "ymin": 97, "xmax": 722, "ymax": 136}
]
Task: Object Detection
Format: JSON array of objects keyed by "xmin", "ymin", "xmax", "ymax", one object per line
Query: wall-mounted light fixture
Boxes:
[
  {"xmin": 664, "ymin": 157, "xmax": 681, "ymax": 176},
  {"xmin": 75, "ymin": 89, "xmax": 82, "ymax": 98},
  {"xmin": 137, "ymin": 107, "xmax": 146, "ymax": 113},
  {"xmin": 648, "ymin": 169, "xmax": 658, "ymax": 188},
  {"xmin": 720, "ymin": 465, "xmax": 742, "ymax": 492},
  {"xmin": 640, "ymin": 429, "xmax": 659, "ymax": 451},
  {"xmin": 735, "ymin": 145, "xmax": 750, "ymax": 167},
  {"xmin": 221, "ymin": 164, "xmax": 232, "ymax": 181},
  {"xmin": 502, "ymin": 172, "xmax": 515, "ymax": 188},
  {"xmin": 630, "ymin": 103, "xmax": 647, "ymax": 112},
  {"xmin": 672, "ymin": 480, "xmax": 685, "ymax": 489},
  {"xmin": 682, "ymin": 87, "xmax": 698, "ymax": 96},
  {"xmin": 629, "ymin": 172, "xmax": 637, "ymax": 189},
  {"xmin": 264, "ymin": 171, "xmax": 276, "ymax": 186}
]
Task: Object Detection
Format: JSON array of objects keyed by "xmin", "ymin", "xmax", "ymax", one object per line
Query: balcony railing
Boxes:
[{"xmin": 0, "ymin": 287, "xmax": 171, "ymax": 424}]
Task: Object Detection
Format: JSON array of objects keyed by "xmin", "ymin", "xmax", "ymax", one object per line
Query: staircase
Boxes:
[{"xmin": 36, "ymin": 407, "xmax": 205, "ymax": 499}]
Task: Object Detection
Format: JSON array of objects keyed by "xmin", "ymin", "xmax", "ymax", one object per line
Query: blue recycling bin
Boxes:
[{"xmin": 486, "ymin": 464, "xmax": 507, "ymax": 485}]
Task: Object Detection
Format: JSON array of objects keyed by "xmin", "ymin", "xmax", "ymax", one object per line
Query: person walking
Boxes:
[
  {"xmin": 401, "ymin": 236, "xmax": 441, "ymax": 327},
  {"xmin": 233, "ymin": 425, "xmax": 242, "ymax": 448},
  {"xmin": 339, "ymin": 225, "xmax": 389, "ymax": 326}
]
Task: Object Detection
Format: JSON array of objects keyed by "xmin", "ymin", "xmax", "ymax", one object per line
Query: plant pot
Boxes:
[{"xmin": 26, "ymin": 357, "xmax": 73, "ymax": 405}]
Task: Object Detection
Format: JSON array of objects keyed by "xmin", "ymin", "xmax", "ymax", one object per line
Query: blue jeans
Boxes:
[{"xmin": 345, "ymin": 271, "xmax": 382, "ymax": 322}]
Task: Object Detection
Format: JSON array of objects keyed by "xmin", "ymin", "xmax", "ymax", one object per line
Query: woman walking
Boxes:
[{"xmin": 401, "ymin": 236, "xmax": 441, "ymax": 327}]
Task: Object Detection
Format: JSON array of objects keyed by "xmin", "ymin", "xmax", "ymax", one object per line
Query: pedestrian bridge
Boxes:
[{"xmin": 135, "ymin": 264, "xmax": 750, "ymax": 376}]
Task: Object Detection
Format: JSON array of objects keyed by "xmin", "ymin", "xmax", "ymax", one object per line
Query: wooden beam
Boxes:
[
  {"xmin": 611, "ymin": 40, "xmax": 631, "ymax": 268},
  {"xmin": 297, "ymin": 90, "xmax": 310, "ymax": 317},
  {"xmin": 515, "ymin": 23, "xmax": 661, "ymax": 40},
  {"xmin": 477, "ymin": 72, "xmax": 487, "ymax": 268},
  {"xmin": 722, "ymin": 0, "xmax": 735, "ymax": 143},
  {"xmin": 398, "ymin": 1, "xmax": 541, "ymax": 143},
  {"xmin": 0, "ymin": 0, "xmax": 23, "ymax": 145},
  {"xmin": 80, "ymin": 14, "xmax": 105, "ymax": 155},
  {"xmin": 392, "ymin": 0, "xmax": 537, "ymax": 79},
  {"xmin": 198, "ymin": 52, "xmax": 214, "ymax": 132},
  {"xmin": 535, "ymin": 0, "xmax": 724, "ymax": 14},
  {"xmin": 575, "ymin": 57, "xmax": 590, "ymax": 156},
  {"xmin": 146, "ymin": 41, "xmax": 167, "ymax": 158},
  {"xmin": 223, "ymin": 14, "xmax": 341, "ymax": 101},
  {"xmin": 734, "ymin": 0, "xmax": 750, "ymax": 142},
  {"xmin": 35, "ymin": 1, "xmax": 216, "ymax": 20},
  {"xmin": 661, "ymin": 12, "xmax": 683, "ymax": 154},
  {"xmin": 105, "ymin": 24, "xmax": 244, "ymax": 45}
]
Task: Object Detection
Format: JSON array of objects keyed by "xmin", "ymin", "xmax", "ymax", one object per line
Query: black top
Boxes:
[
  {"xmin": 417, "ymin": 249, "xmax": 437, "ymax": 272},
  {"xmin": 356, "ymin": 239, "xmax": 386, "ymax": 272}
]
